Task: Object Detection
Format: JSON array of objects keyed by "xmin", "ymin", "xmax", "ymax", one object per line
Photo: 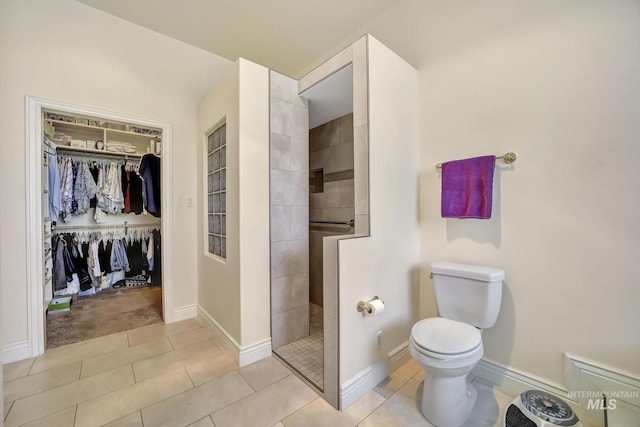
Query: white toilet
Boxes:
[{"xmin": 409, "ymin": 262, "xmax": 504, "ymax": 427}]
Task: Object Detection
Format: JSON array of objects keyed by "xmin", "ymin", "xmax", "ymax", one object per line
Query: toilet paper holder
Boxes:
[{"xmin": 357, "ymin": 296, "xmax": 382, "ymax": 314}]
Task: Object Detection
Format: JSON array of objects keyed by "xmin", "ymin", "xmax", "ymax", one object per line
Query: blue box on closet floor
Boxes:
[{"xmin": 48, "ymin": 296, "xmax": 72, "ymax": 313}]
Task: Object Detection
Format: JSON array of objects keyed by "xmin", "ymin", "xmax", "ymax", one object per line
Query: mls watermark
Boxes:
[{"xmin": 567, "ymin": 391, "xmax": 640, "ymax": 411}]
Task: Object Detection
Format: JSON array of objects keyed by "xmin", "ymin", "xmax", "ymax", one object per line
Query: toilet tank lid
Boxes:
[{"xmin": 431, "ymin": 262, "xmax": 505, "ymax": 281}]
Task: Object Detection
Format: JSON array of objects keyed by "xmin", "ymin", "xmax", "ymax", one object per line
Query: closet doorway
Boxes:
[{"xmin": 26, "ymin": 96, "xmax": 175, "ymax": 357}]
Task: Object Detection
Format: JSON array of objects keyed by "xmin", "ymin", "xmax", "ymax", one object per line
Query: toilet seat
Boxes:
[{"xmin": 411, "ymin": 317, "xmax": 482, "ymax": 357}]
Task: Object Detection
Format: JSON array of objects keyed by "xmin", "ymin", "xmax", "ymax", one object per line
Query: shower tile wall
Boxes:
[
  {"xmin": 270, "ymin": 71, "xmax": 310, "ymax": 349},
  {"xmin": 309, "ymin": 114, "xmax": 355, "ymax": 307}
]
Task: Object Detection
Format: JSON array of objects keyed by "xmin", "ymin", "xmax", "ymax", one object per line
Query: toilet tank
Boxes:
[{"xmin": 431, "ymin": 262, "xmax": 504, "ymax": 329}]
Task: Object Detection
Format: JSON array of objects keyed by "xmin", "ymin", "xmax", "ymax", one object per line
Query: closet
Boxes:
[{"xmin": 41, "ymin": 108, "xmax": 163, "ymax": 348}]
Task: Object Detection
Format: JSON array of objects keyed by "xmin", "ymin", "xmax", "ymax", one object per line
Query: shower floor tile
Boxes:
[{"xmin": 275, "ymin": 304, "xmax": 324, "ymax": 389}]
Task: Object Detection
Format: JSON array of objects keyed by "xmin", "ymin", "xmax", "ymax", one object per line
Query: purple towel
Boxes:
[{"xmin": 441, "ymin": 155, "xmax": 495, "ymax": 219}]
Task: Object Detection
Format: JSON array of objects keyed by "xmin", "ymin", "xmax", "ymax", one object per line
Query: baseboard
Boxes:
[
  {"xmin": 238, "ymin": 338, "xmax": 272, "ymax": 367},
  {"xmin": 473, "ymin": 356, "xmax": 640, "ymax": 407},
  {"xmin": 2, "ymin": 340, "xmax": 30, "ymax": 364},
  {"xmin": 388, "ymin": 341, "xmax": 411, "ymax": 373},
  {"xmin": 196, "ymin": 305, "xmax": 271, "ymax": 368},
  {"xmin": 472, "ymin": 358, "xmax": 568, "ymax": 399},
  {"xmin": 172, "ymin": 304, "xmax": 198, "ymax": 322},
  {"xmin": 565, "ymin": 353, "xmax": 640, "ymax": 408},
  {"xmin": 340, "ymin": 341, "xmax": 410, "ymax": 409}
]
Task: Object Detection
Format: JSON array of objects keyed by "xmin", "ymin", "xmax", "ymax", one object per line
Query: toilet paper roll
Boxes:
[{"xmin": 364, "ymin": 299, "xmax": 385, "ymax": 316}]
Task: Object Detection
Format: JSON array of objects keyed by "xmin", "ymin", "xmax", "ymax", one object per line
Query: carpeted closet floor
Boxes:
[{"xmin": 46, "ymin": 286, "xmax": 163, "ymax": 349}]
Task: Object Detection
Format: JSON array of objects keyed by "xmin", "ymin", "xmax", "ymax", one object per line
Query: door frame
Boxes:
[{"xmin": 25, "ymin": 95, "xmax": 175, "ymax": 357}]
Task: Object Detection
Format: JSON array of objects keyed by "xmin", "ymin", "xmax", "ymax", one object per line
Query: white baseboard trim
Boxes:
[
  {"xmin": 238, "ymin": 338, "xmax": 272, "ymax": 367},
  {"xmin": 388, "ymin": 341, "xmax": 412, "ymax": 373},
  {"xmin": 473, "ymin": 356, "xmax": 640, "ymax": 408},
  {"xmin": 196, "ymin": 305, "xmax": 271, "ymax": 368},
  {"xmin": 337, "ymin": 342, "xmax": 640, "ymax": 417},
  {"xmin": 340, "ymin": 341, "xmax": 411, "ymax": 409},
  {"xmin": 565, "ymin": 353, "xmax": 640, "ymax": 408},
  {"xmin": 172, "ymin": 304, "xmax": 198, "ymax": 322},
  {"xmin": 471, "ymin": 358, "xmax": 568, "ymax": 400},
  {"xmin": 2, "ymin": 340, "xmax": 31, "ymax": 364}
]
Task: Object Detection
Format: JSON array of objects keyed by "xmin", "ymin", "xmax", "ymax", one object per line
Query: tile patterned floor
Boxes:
[
  {"xmin": 274, "ymin": 304, "xmax": 324, "ymax": 389},
  {"xmin": 3, "ymin": 318, "xmax": 636, "ymax": 426}
]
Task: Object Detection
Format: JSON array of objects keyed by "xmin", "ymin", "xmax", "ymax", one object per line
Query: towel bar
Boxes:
[{"xmin": 436, "ymin": 152, "xmax": 517, "ymax": 172}]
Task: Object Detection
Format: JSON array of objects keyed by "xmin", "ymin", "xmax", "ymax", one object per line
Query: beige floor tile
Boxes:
[
  {"xmin": 103, "ymin": 411, "xmax": 143, "ymax": 427},
  {"xmin": 74, "ymin": 367, "xmax": 193, "ymax": 427},
  {"xmin": 3, "ymin": 358, "xmax": 35, "ymax": 382},
  {"xmin": 81, "ymin": 337, "xmax": 173, "ymax": 378},
  {"xmin": 133, "ymin": 339, "xmax": 220, "ymax": 382},
  {"xmin": 4, "ymin": 361, "xmax": 81, "ymax": 404},
  {"xmin": 20, "ymin": 406, "xmax": 76, "ymax": 427},
  {"xmin": 185, "ymin": 351, "xmax": 238, "ymax": 386},
  {"xmin": 168, "ymin": 326, "xmax": 216, "ymax": 349},
  {"xmin": 239, "ymin": 356, "xmax": 291, "ymax": 391},
  {"xmin": 413, "ymin": 368, "xmax": 425, "ymax": 382},
  {"xmin": 4, "ymin": 401, "xmax": 14, "ymax": 420},
  {"xmin": 141, "ymin": 371, "xmax": 254, "ymax": 426},
  {"xmin": 373, "ymin": 359, "xmax": 421, "ymax": 398},
  {"xmin": 360, "ymin": 379, "xmax": 434, "ymax": 427},
  {"xmin": 4, "ymin": 364, "xmax": 134, "ymax": 426},
  {"xmin": 127, "ymin": 319, "xmax": 200, "ymax": 347},
  {"xmin": 30, "ymin": 333, "xmax": 129, "ymax": 374},
  {"xmin": 282, "ymin": 397, "xmax": 359, "ymax": 427},
  {"xmin": 188, "ymin": 416, "xmax": 215, "ymax": 427},
  {"xmin": 343, "ymin": 390, "xmax": 386, "ymax": 421},
  {"xmin": 272, "ymin": 423, "xmax": 285, "ymax": 427},
  {"xmin": 461, "ymin": 381, "xmax": 507, "ymax": 427},
  {"xmin": 212, "ymin": 375, "xmax": 317, "ymax": 427}
]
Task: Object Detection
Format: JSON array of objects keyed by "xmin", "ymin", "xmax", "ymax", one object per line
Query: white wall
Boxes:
[
  {"xmin": 337, "ymin": 36, "xmax": 420, "ymax": 404},
  {"xmin": 330, "ymin": 0, "xmax": 640, "ymax": 386},
  {"xmin": 197, "ymin": 61, "xmax": 242, "ymax": 342},
  {"xmin": 0, "ymin": 0, "xmax": 231, "ymax": 356},
  {"xmin": 237, "ymin": 60, "xmax": 271, "ymax": 349},
  {"xmin": 197, "ymin": 59, "xmax": 271, "ymax": 365}
]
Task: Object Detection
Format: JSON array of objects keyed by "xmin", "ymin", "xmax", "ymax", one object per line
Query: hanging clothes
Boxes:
[
  {"xmin": 52, "ymin": 235, "xmax": 73, "ymax": 291},
  {"xmin": 122, "ymin": 165, "xmax": 144, "ymax": 215},
  {"xmin": 48, "ymin": 152, "xmax": 62, "ymax": 219},
  {"xmin": 110, "ymin": 238, "xmax": 130, "ymax": 273},
  {"xmin": 59, "ymin": 158, "xmax": 74, "ymax": 223},
  {"xmin": 139, "ymin": 154, "xmax": 161, "ymax": 217},
  {"xmin": 151, "ymin": 229, "xmax": 162, "ymax": 286},
  {"xmin": 146, "ymin": 232, "xmax": 154, "ymax": 272},
  {"xmin": 125, "ymin": 237, "xmax": 144, "ymax": 277},
  {"xmin": 74, "ymin": 160, "xmax": 98, "ymax": 214},
  {"xmin": 85, "ymin": 233, "xmax": 102, "ymax": 288},
  {"xmin": 98, "ymin": 239, "xmax": 113, "ymax": 274},
  {"xmin": 100, "ymin": 161, "xmax": 125, "ymax": 214},
  {"xmin": 67, "ymin": 234, "xmax": 92, "ymax": 291}
]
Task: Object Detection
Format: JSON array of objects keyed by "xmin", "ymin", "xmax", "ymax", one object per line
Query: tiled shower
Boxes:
[
  {"xmin": 269, "ymin": 70, "xmax": 355, "ymax": 391},
  {"xmin": 269, "ymin": 71, "xmax": 310, "ymax": 352},
  {"xmin": 309, "ymin": 114, "xmax": 356, "ymax": 307}
]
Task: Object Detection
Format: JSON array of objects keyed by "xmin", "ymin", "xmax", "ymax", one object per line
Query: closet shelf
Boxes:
[
  {"xmin": 45, "ymin": 118, "xmax": 161, "ymax": 141},
  {"xmin": 45, "ymin": 111, "xmax": 162, "ymax": 157}
]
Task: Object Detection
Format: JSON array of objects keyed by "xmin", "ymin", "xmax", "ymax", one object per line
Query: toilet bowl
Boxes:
[
  {"xmin": 409, "ymin": 317, "xmax": 483, "ymax": 427},
  {"xmin": 411, "ymin": 262, "xmax": 504, "ymax": 427}
]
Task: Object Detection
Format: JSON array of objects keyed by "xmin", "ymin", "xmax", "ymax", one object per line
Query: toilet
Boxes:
[{"xmin": 409, "ymin": 262, "xmax": 504, "ymax": 427}]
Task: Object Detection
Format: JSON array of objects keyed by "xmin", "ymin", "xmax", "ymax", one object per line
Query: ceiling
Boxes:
[{"xmin": 77, "ymin": 0, "xmax": 399, "ymax": 78}]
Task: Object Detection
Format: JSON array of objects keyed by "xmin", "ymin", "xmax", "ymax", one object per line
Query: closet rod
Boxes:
[
  {"xmin": 56, "ymin": 148, "xmax": 142, "ymax": 161},
  {"xmin": 52, "ymin": 222, "xmax": 160, "ymax": 231}
]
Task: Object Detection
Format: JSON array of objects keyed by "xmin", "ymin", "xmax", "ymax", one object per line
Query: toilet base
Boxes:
[{"xmin": 421, "ymin": 373, "xmax": 477, "ymax": 427}]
